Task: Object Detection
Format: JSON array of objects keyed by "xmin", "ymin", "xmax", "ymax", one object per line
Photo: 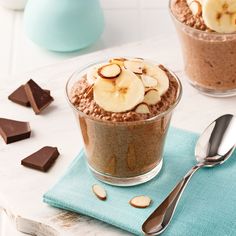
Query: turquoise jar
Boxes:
[{"xmin": 24, "ymin": 0, "xmax": 104, "ymax": 52}]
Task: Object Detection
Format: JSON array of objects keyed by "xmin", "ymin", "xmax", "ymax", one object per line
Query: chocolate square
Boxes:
[
  {"xmin": 24, "ymin": 79, "xmax": 54, "ymax": 114},
  {"xmin": 8, "ymin": 85, "xmax": 51, "ymax": 107},
  {"xmin": 0, "ymin": 118, "xmax": 31, "ymax": 144},
  {"xmin": 21, "ymin": 146, "xmax": 59, "ymax": 172}
]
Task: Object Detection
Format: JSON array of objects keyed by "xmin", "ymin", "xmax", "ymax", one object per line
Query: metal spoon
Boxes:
[{"xmin": 142, "ymin": 114, "xmax": 236, "ymax": 235}]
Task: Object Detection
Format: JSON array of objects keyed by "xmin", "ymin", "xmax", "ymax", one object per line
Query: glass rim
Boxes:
[
  {"xmin": 65, "ymin": 58, "xmax": 183, "ymax": 125},
  {"xmin": 168, "ymin": 0, "xmax": 236, "ymax": 36}
]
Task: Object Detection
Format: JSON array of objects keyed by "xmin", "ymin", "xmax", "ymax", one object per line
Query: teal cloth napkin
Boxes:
[{"xmin": 43, "ymin": 127, "xmax": 236, "ymax": 235}]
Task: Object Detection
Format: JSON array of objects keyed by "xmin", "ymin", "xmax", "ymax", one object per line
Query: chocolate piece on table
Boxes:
[
  {"xmin": 24, "ymin": 79, "xmax": 54, "ymax": 114},
  {"xmin": 0, "ymin": 118, "xmax": 31, "ymax": 144},
  {"xmin": 43, "ymin": 89, "xmax": 51, "ymax": 95},
  {"xmin": 8, "ymin": 85, "xmax": 31, "ymax": 107},
  {"xmin": 8, "ymin": 84, "xmax": 51, "ymax": 107},
  {"xmin": 21, "ymin": 147, "xmax": 59, "ymax": 172}
]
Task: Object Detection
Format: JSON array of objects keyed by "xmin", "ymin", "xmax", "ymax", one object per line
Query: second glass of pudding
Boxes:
[
  {"xmin": 170, "ymin": 0, "xmax": 236, "ymax": 97},
  {"xmin": 66, "ymin": 57, "xmax": 182, "ymax": 186}
]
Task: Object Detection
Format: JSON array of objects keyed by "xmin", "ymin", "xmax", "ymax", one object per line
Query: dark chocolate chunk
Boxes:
[
  {"xmin": 24, "ymin": 79, "xmax": 54, "ymax": 114},
  {"xmin": 8, "ymin": 85, "xmax": 31, "ymax": 107},
  {"xmin": 21, "ymin": 146, "xmax": 59, "ymax": 172},
  {"xmin": 8, "ymin": 85, "xmax": 51, "ymax": 107},
  {"xmin": 0, "ymin": 118, "xmax": 31, "ymax": 144},
  {"xmin": 43, "ymin": 89, "xmax": 51, "ymax": 95}
]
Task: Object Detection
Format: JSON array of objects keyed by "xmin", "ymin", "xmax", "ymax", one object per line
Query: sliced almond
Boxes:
[
  {"xmin": 135, "ymin": 103, "xmax": 150, "ymax": 114},
  {"xmin": 92, "ymin": 184, "xmax": 107, "ymax": 201},
  {"xmin": 109, "ymin": 58, "xmax": 127, "ymax": 66},
  {"xmin": 129, "ymin": 195, "xmax": 152, "ymax": 208},
  {"xmin": 143, "ymin": 89, "xmax": 161, "ymax": 105},
  {"xmin": 187, "ymin": 0, "xmax": 202, "ymax": 16},
  {"xmin": 124, "ymin": 60, "xmax": 144, "ymax": 74},
  {"xmin": 141, "ymin": 75, "xmax": 158, "ymax": 88},
  {"xmin": 134, "ymin": 57, "xmax": 144, "ymax": 60},
  {"xmin": 98, "ymin": 64, "xmax": 121, "ymax": 79},
  {"xmin": 84, "ymin": 85, "xmax": 94, "ymax": 98}
]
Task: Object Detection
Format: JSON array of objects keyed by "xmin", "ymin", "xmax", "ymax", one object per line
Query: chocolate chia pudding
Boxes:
[
  {"xmin": 170, "ymin": 0, "xmax": 236, "ymax": 97},
  {"xmin": 66, "ymin": 57, "xmax": 182, "ymax": 186}
]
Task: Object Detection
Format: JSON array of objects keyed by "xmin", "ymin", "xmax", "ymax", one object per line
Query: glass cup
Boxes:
[
  {"xmin": 169, "ymin": 0, "xmax": 236, "ymax": 97},
  {"xmin": 66, "ymin": 60, "xmax": 182, "ymax": 186}
]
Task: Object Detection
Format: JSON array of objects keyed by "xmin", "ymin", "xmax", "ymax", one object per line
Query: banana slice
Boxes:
[
  {"xmin": 202, "ymin": 0, "xmax": 236, "ymax": 33},
  {"xmin": 94, "ymin": 68, "xmax": 145, "ymax": 112},
  {"xmin": 143, "ymin": 62, "xmax": 169, "ymax": 96}
]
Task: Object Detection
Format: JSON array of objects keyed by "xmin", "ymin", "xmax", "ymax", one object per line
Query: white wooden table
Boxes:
[{"xmin": 0, "ymin": 1, "xmax": 236, "ymax": 235}]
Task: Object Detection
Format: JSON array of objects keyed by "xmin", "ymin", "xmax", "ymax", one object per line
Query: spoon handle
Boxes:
[{"xmin": 142, "ymin": 164, "xmax": 203, "ymax": 235}]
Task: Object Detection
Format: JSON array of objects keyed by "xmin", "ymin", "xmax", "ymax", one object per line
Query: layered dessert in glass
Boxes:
[
  {"xmin": 66, "ymin": 57, "xmax": 182, "ymax": 186},
  {"xmin": 170, "ymin": 0, "xmax": 236, "ymax": 97}
]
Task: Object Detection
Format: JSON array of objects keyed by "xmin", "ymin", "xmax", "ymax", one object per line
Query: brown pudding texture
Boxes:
[
  {"xmin": 70, "ymin": 65, "xmax": 178, "ymax": 178},
  {"xmin": 171, "ymin": 0, "xmax": 236, "ymax": 91}
]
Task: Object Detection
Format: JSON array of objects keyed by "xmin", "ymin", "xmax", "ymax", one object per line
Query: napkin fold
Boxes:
[{"xmin": 43, "ymin": 127, "xmax": 236, "ymax": 235}]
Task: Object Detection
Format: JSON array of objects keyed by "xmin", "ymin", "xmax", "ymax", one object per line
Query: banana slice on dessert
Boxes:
[
  {"xmin": 94, "ymin": 65, "xmax": 145, "ymax": 113},
  {"xmin": 202, "ymin": 0, "xmax": 236, "ymax": 33},
  {"xmin": 142, "ymin": 62, "xmax": 169, "ymax": 96}
]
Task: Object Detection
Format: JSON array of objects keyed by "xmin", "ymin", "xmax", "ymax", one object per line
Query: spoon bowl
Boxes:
[
  {"xmin": 196, "ymin": 114, "xmax": 236, "ymax": 164},
  {"xmin": 142, "ymin": 114, "xmax": 236, "ymax": 235}
]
